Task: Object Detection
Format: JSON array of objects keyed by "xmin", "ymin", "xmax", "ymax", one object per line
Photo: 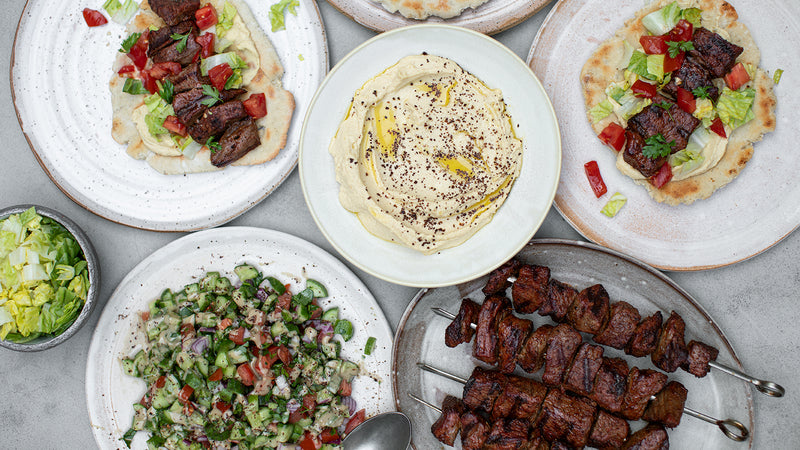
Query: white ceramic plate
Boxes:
[
  {"xmin": 327, "ymin": 0, "xmax": 552, "ymax": 35},
  {"xmin": 394, "ymin": 239, "xmax": 754, "ymax": 449},
  {"xmin": 527, "ymin": 0, "xmax": 800, "ymax": 271},
  {"xmin": 299, "ymin": 25, "xmax": 561, "ymax": 288},
  {"xmin": 85, "ymin": 227, "xmax": 394, "ymax": 449},
  {"xmin": 11, "ymin": 0, "xmax": 327, "ymax": 231}
]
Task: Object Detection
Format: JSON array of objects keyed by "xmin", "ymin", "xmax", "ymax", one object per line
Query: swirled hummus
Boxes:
[{"xmin": 329, "ymin": 54, "xmax": 522, "ymax": 254}]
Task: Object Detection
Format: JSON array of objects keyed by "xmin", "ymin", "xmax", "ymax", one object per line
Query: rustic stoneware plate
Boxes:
[
  {"xmin": 527, "ymin": 0, "xmax": 799, "ymax": 271},
  {"xmin": 327, "ymin": 0, "xmax": 553, "ymax": 35},
  {"xmin": 393, "ymin": 239, "xmax": 754, "ymax": 449},
  {"xmin": 299, "ymin": 25, "xmax": 561, "ymax": 288},
  {"xmin": 11, "ymin": 0, "xmax": 327, "ymax": 231},
  {"xmin": 86, "ymin": 227, "xmax": 394, "ymax": 449}
]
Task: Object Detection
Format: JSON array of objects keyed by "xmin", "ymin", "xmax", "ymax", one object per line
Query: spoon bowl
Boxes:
[{"xmin": 342, "ymin": 411, "xmax": 412, "ymax": 450}]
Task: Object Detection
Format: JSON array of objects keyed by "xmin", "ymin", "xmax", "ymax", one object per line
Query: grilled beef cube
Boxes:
[
  {"xmin": 540, "ymin": 279, "xmax": 578, "ymax": 322},
  {"xmin": 542, "ymin": 324, "xmax": 583, "ymax": 386},
  {"xmin": 623, "ymin": 129, "xmax": 665, "ymax": 178},
  {"xmin": 549, "ymin": 443, "xmax": 571, "ymax": 450},
  {"xmin": 445, "ymin": 298, "xmax": 481, "ymax": 347},
  {"xmin": 511, "ymin": 265, "xmax": 550, "ymax": 314},
  {"xmin": 691, "ymin": 27, "xmax": 744, "ymax": 78},
  {"xmin": 463, "ymin": 367, "xmax": 506, "ymax": 413},
  {"xmin": 148, "ymin": 20, "xmax": 196, "ymax": 55},
  {"xmin": 483, "ymin": 419, "xmax": 531, "ymax": 450},
  {"xmin": 662, "ymin": 55, "xmax": 720, "ymax": 101},
  {"xmin": 621, "ymin": 424, "xmax": 670, "ymax": 450},
  {"xmin": 589, "ymin": 410, "xmax": 631, "ymax": 450},
  {"xmin": 497, "ymin": 314, "xmax": 533, "ymax": 373},
  {"xmin": 564, "ymin": 343, "xmax": 604, "ymax": 397},
  {"xmin": 517, "ymin": 324, "xmax": 553, "ymax": 373},
  {"xmin": 626, "ymin": 311, "xmax": 663, "ymax": 357},
  {"xmin": 168, "ymin": 62, "xmax": 209, "ymax": 94},
  {"xmin": 431, "ymin": 395, "xmax": 464, "ymax": 446},
  {"xmin": 474, "ymin": 295, "xmax": 512, "ymax": 365},
  {"xmin": 594, "ymin": 301, "xmax": 641, "ymax": 349},
  {"xmin": 150, "ymin": 31, "xmax": 202, "ymax": 66},
  {"xmin": 643, "ymin": 381, "xmax": 687, "ymax": 428},
  {"xmin": 188, "ymin": 101, "xmax": 248, "ymax": 144},
  {"xmin": 567, "ymin": 284, "xmax": 610, "ymax": 334},
  {"xmin": 212, "ymin": 118, "xmax": 260, "ymax": 167},
  {"xmin": 483, "ymin": 260, "xmax": 522, "ymax": 295},
  {"xmin": 591, "ymin": 357, "xmax": 629, "ymax": 413},
  {"xmin": 528, "ymin": 430, "xmax": 552, "ymax": 450},
  {"xmin": 538, "ymin": 389, "xmax": 596, "ymax": 449},
  {"xmin": 652, "ymin": 311, "xmax": 688, "ymax": 373},
  {"xmin": 461, "ymin": 411, "xmax": 491, "ymax": 450},
  {"xmin": 173, "ymin": 88, "xmax": 208, "ymax": 127},
  {"xmin": 621, "ymin": 367, "xmax": 669, "ymax": 420},
  {"xmin": 149, "ymin": 0, "xmax": 201, "ymax": 26},
  {"xmin": 683, "ymin": 340, "xmax": 719, "ymax": 377},
  {"xmin": 492, "ymin": 375, "xmax": 547, "ymax": 421}
]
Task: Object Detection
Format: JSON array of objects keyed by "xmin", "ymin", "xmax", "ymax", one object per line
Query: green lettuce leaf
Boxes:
[
  {"xmin": 628, "ymin": 51, "xmax": 656, "ymax": 81},
  {"xmin": 589, "ymin": 99, "xmax": 614, "ymax": 123},
  {"xmin": 601, "ymin": 193, "xmax": 628, "ymax": 218},
  {"xmin": 269, "ymin": 0, "xmax": 299, "ymax": 32},
  {"xmin": 216, "ymin": 1, "xmax": 238, "ymax": 38},
  {"xmin": 641, "ymin": 1, "xmax": 682, "ymax": 35},
  {"xmin": 717, "ymin": 87, "xmax": 755, "ymax": 129}
]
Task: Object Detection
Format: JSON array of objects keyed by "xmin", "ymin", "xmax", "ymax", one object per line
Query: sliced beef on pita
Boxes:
[
  {"xmin": 690, "ymin": 27, "xmax": 744, "ymax": 78},
  {"xmin": 212, "ymin": 118, "xmax": 261, "ymax": 167},
  {"xmin": 150, "ymin": 27, "xmax": 201, "ymax": 66},
  {"xmin": 168, "ymin": 63, "xmax": 209, "ymax": 94},
  {"xmin": 149, "ymin": 0, "xmax": 200, "ymax": 26},
  {"xmin": 662, "ymin": 55, "xmax": 720, "ymax": 101},
  {"xmin": 188, "ymin": 101, "xmax": 249, "ymax": 144}
]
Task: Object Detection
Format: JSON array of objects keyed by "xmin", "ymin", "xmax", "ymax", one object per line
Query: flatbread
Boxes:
[
  {"xmin": 373, "ymin": 0, "xmax": 491, "ymax": 19},
  {"xmin": 580, "ymin": 0, "xmax": 776, "ymax": 205},
  {"xmin": 110, "ymin": 0, "xmax": 294, "ymax": 175}
]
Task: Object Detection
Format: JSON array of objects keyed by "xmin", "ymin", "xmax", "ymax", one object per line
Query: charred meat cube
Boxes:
[
  {"xmin": 517, "ymin": 324, "xmax": 553, "ymax": 373},
  {"xmin": 461, "ymin": 411, "xmax": 491, "ymax": 450},
  {"xmin": 652, "ymin": 311, "xmax": 689, "ymax": 373},
  {"xmin": 591, "ymin": 357, "xmax": 629, "ymax": 413},
  {"xmin": 212, "ymin": 118, "xmax": 261, "ymax": 167},
  {"xmin": 463, "ymin": 367, "xmax": 506, "ymax": 413},
  {"xmin": 528, "ymin": 430, "xmax": 552, "ymax": 450},
  {"xmin": 483, "ymin": 260, "xmax": 522, "ymax": 295},
  {"xmin": 564, "ymin": 343, "xmax": 604, "ymax": 397},
  {"xmin": 168, "ymin": 62, "xmax": 210, "ymax": 94},
  {"xmin": 540, "ymin": 279, "xmax": 578, "ymax": 322},
  {"xmin": 542, "ymin": 323, "xmax": 583, "ymax": 386},
  {"xmin": 622, "ymin": 129, "xmax": 665, "ymax": 178},
  {"xmin": 484, "ymin": 419, "xmax": 531, "ymax": 450},
  {"xmin": 626, "ymin": 311, "xmax": 663, "ymax": 357},
  {"xmin": 149, "ymin": 0, "xmax": 201, "ymax": 26},
  {"xmin": 567, "ymin": 284, "xmax": 610, "ymax": 334},
  {"xmin": 662, "ymin": 55, "xmax": 720, "ymax": 101},
  {"xmin": 538, "ymin": 389, "xmax": 597, "ymax": 449},
  {"xmin": 549, "ymin": 443, "xmax": 571, "ymax": 450},
  {"xmin": 594, "ymin": 301, "xmax": 641, "ymax": 350},
  {"xmin": 188, "ymin": 100, "xmax": 248, "ymax": 144},
  {"xmin": 497, "ymin": 314, "xmax": 533, "ymax": 373},
  {"xmin": 621, "ymin": 367, "xmax": 669, "ymax": 420},
  {"xmin": 511, "ymin": 264, "xmax": 550, "ymax": 314},
  {"xmin": 691, "ymin": 27, "xmax": 744, "ymax": 78},
  {"xmin": 431, "ymin": 395, "xmax": 464, "ymax": 446},
  {"xmin": 683, "ymin": 340, "xmax": 719, "ymax": 377},
  {"xmin": 589, "ymin": 410, "xmax": 631, "ymax": 450},
  {"xmin": 173, "ymin": 88, "xmax": 208, "ymax": 127},
  {"xmin": 621, "ymin": 424, "xmax": 670, "ymax": 450},
  {"xmin": 474, "ymin": 295, "xmax": 512, "ymax": 365},
  {"xmin": 643, "ymin": 381, "xmax": 687, "ymax": 428},
  {"xmin": 492, "ymin": 375, "xmax": 547, "ymax": 421},
  {"xmin": 445, "ymin": 298, "xmax": 481, "ymax": 348}
]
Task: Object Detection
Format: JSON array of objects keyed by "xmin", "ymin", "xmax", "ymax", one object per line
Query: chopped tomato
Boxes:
[
  {"xmin": 310, "ymin": 307, "xmax": 323, "ymax": 320},
  {"xmin": 639, "ymin": 35, "xmax": 668, "ymax": 55},
  {"xmin": 339, "ymin": 379, "xmax": 352, "ymax": 397},
  {"xmin": 141, "ymin": 70, "xmax": 158, "ymax": 94},
  {"xmin": 183, "ymin": 403, "xmax": 195, "ymax": 416},
  {"xmin": 208, "ymin": 368, "xmax": 223, "ymax": 382},
  {"xmin": 139, "ymin": 392, "xmax": 152, "ymax": 408},
  {"xmin": 229, "ymin": 326, "xmax": 246, "ymax": 345},
  {"xmin": 148, "ymin": 62, "xmax": 181, "ymax": 80},
  {"xmin": 668, "ymin": 19, "xmax": 694, "ymax": 42},
  {"xmin": 663, "ymin": 51, "xmax": 685, "ymax": 73},
  {"xmin": 650, "ymin": 163, "xmax": 673, "ymax": 189},
  {"xmin": 196, "ymin": 33, "xmax": 215, "ymax": 58},
  {"xmin": 724, "ymin": 62, "xmax": 750, "ymax": 90},
  {"xmin": 676, "ymin": 87, "xmax": 696, "ymax": 113},
  {"xmin": 303, "ymin": 394, "xmax": 317, "ymax": 413},
  {"xmin": 320, "ymin": 428, "xmax": 340, "ymax": 444},
  {"xmin": 631, "ymin": 80, "xmax": 657, "ymax": 99},
  {"xmin": 128, "ymin": 31, "xmax": 149, "ymax": 70},
  {"xmin": 243, "ymin": 93, "xmax": 267, "ymax": 119},
  {"xmin": 276, "ymin": 345, "xmax": 291, "ymax": 366},
  {"xmin": 584, "ymin": 161, "xmax": 608, "ymax": 198},
  {"xmin": 178, "ymin": 385, "xmax": 194, "ymax": 404},
  {"xmin": 180, "ymin": 322, "xmax": 195, "ymax": 337},
  {"xmin": 218, "ymin": 318, "xmax": 233, "ymax": 330},
  {"xmin": 140, "ymin": 311, "xmax": 150, "ymax": 321},
  {"xmin": 261, "ymin": 347, "xmax": 279, "ymax": 369},
  {"xmin": 155, "ymin": 375, "xmax": 167, "ymax": 389},
  {"xmin": 289, "ymin": 408, "xmax": 308, "ymax": 424},
  {"xmin": 164, "ymin": 116, "xmax": 188, "ymax": 137},
  {"xmin": 598, "ymin": 122, "xmax": 626, "ymax": 152},
  {"xmin": 214, "ymin": 401, "xmax": 231, "ymax": 414},
  {"xmin": 208, "ymin": 63, "xmax": 233, "ymax": 92},
  {"xmin": 82, "ymin": 8, "xmax": 108, "ymax": 27},
  {"xmin": 298, "ymin": 432, "xmax": 322, "ymax": 450},
  {"xmin": 276, "ymin": 292, "xmax": 292, "ymax": 311},
  {"xmin": 118, "ymin": 65, "xmax": 136, "ymax": 78},
  {"xmin": 237, "ymin": 363, "xmax": 255, "ymax": 386},
  {"xmin": 344, "ymin": 409, "xmax": 366, "ymax": 436},
  {"xmin": 195, "ymin": 4, "xmax": 219, "ymax": 30},
  {"xmin": 709, "ymin": 117, "xmax": 727, "ymax": 138}
]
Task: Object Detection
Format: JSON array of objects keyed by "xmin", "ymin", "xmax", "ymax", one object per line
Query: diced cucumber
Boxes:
[
  {"xmin": 270, "ymin": 321, "xmax": 289, "ymax": 338},
  {"xmin": 176, "ymin": 351, "xmax": 194, "ymax": 371},
  {"xmin": 195, "ymin": 356, "xmax": 209, "ymax": 377},
  {"xmin": 184, "ymin": 283, "xmax": 200, "ymax": 298},
  {"xmin": 122, "ymin": 357, "xmax": 138, "ymax": 377},
  {"xmin": 227, "ymin": 346, "xmax": 249, "ymax": 365},
  {"xmin": 306, "ymin": 279, "xmax": 328, "ymax": 298},
  {"xmin": 195, "ymin": 312, "xmax": 218, "ymax": 328},
  {"xmin": 215, "ymin": 351, "xmax": 230, "ymax": 368},
  {"xmin": 334, "ymin": 319, "xmax": 354, "ymax": 342},
  {"xmin": 200, "ymin": 272, "xmax": 220, "ymax": 291},
  {"xmin": 276, "ymin": 423, "xmax": 293, "ymax": 442},
  {"xmin": 339, "ymin": 360, "xmax": 360, "ymax": 381},
  {"xmin": 197, "ymin": 292, "xmax": 213, "ymax": 312},
  {"xmin": 234, "ymin": 264, "xmax": 260, "ymax": 283},
  {"xmin": 223, "ymin": 365, "xmax": 237, "ymax": 378},
  {"xmin": 321, "ymin": 307, "xmax": 339, "ymax": 322},
  {"xmin": 132, "ymin": 404, "xmax": 147, "ymax": 431},
  {"xmin": 213, "ymin": 276, "xmax": 232, "ymax": 294}
]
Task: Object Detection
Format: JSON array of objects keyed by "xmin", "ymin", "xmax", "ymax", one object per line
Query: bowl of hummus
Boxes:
[{"xmin": 299, "ymin": 25, "xmax": 561, "ymax": 287}]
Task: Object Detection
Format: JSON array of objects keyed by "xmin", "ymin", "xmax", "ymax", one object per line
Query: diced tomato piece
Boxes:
[
  {"xmin": 339, "ymin": 379, "xmax": 352, "ymax": 397},
  {"xmin": 148, "ymin": 62, "xmax": 181, "ymax": 80},
  {"xmin": 676, "ymin": 87, "xmax": 696, "ymax": 113},
  {"xmin": 183, "ymin": 403, "xmax": 195, "ymax": 416},
  {"xmin": 243, "ymin": 93, "xmax": 267, "ymax": 119},
  {"xmin": 163, "ymin": 116, "xmax": 188, "ymax": 137},
  {"xmin": 668, "ymin": 19, "xmax": 694, "ymax": 42},
  {"xmin": 229, "ymin": 326, "xmax": 246, "ymax": 345},
  {"xmin": 196, "ymin": 33, "xmax": 215, "ymax": 58},
  {"xmin": 303, "ymin": 394, "xmax": 317, "ymax": 413},
  {"xmin": 128, "ymin": 31, "xmax": 149, "ymax": 70},
  {"xmin": 140, "ymin": 311, "xmax": 150, "ymax": 321},
  {"xmin": 310, "ymin": 307, "xmax": 323, "ymax": 320},
  {"xmin": 180, "ymin": 322, "xmax": 195, "ymax": 337},
  {"xmin": 598, "ymin": 122, "xmax": 626, "ymax": 152},
  {"xmin": 344, "ymin": 409, "xmax": 366, "ymax": 436},
  {"xmin": 214, "ymin": 401, "xmax": 231, "ymax": 414},
  {"xmin": 651, "ymin": 163, "xmax": 673, "ymax": 189},
  {"xmin": 298, "ymin": 432, "xmax": 322, "ymax": 450},
  {"xmin": 663, "ymin": 51, "xmax": 685, "ymax": 73},
  {"xmin": 155, "ymin": 375, "xmax": 167, "ymax": 389},
  {"xmin": 583, "ymin": 161, "xmax": 608, "ymax": 198},
  {"xmin": 118, "ymin": 65, "xmax": 136, "ymax": 78},
  {"xmin": 208, "ymin": 368, "xmax": 223, "ymax": 382},
  {"xmin": 195, "ymin": 4, "xmax": 219, "ymax": 30},
  {"xmin": 709, "ymin": 117, "xmax": 727, "ymax": 138},
  {"xmin": 237, "ymin": 363, "xmax": 255, "ymax": 386},
  {"xmin": 208, "ymin": 63, "xmax": 233, "ymax": 92},
  {"xmin": 724, "ymin": 62, "xmax": 750, "ymax": 90},
  {"xmin": 178, "ymin": 385, "xmax": 194, "ymax": 404},
  {"xmin": 289, "ymin": 408, "xmax": 308, "ymax": 424},
  {"xmin": 261, "ymin": 346, "xmax": 279, "ymax": 368},
  {"xmin": 276, "ymin": 345, "xmax": 291, "ymax": 366},
  {"xmin": 82, "ymin": 8, "xmax": 108, "ymax": 27},
  {"xmin": 141, "ymin": 70, "xmax": 158, "ymax": 94},
  {"xmin": 320, "ymin": 428, "xmax": 340, "ymax": 444},
  {"xmin": 218, "ymin": 318, "xmax": 232, "ymax": 330},
  {"xmin": 631, "ymin": 80, "xmax": 657, "ymax": 99},
  {"xmin": 276, "ymin": 292, "xmax": 292, "ymax": 311},
  {"xmin": 139, "ymin": 392, "xmax": 152, "ymax": 408},
  {"xmin": 639, "ymin": 35, "xmax": 668, "ymax": 55}
]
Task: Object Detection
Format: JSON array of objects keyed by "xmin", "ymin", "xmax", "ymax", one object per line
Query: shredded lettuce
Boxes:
[
  {"xmin": 641, "ymin": 1, "xmax": 682, "ymax": 35},
  {"xmin": 216, "ymin": 1, "xmax": 238, "ymax": 38},
  {"xmin": 605, "ymin": 81, "xmax": 629, "ymax": 102},
  {"xmin": 773, "ymin": 69, "xmax": 783, "ymax": 85},
  {"xmin": 601, "ymin": 193, "xmax": 627, "ymax": 218},
  {"xmin": 102, "ymin": 0, "xmax": 139, "ymax": 24},
  {"xmin": 590, "ymin": 99, "xmax": 615, "ymax": 123},
  {"xmin": 200, "ymin": 52, "xmax": 248, "ymax": 76},
  {"xmin": 627, "ymin": 51, "xmax": 659, "ymax": 81},
  {"xmin": 669, "ymin": 148, "xmax": 705, "ymax": 175},
  {"xmin": 143, "ymin": 93, "xmax": 175, "ymax": 136},
  {"xmin": 693, "ymin": 97, "xmax": 716, "ymax": 127},
  {"xmin": 269, "ymin": 0, "xmax": 299, "ymax": 32},
  {"xmin": 681, "ymin": 7, "xmax": 702, "ymax": 27},
  {"xmin": 615, "ymin": 92, "xmax": 652, "ymax": 121},
  {"xmin": 717, "ymin": 87, "xmax": 755, "ymax": 129},
  {"xmin": 646, "ymin": 54, "xmax": 665, "ymax": 81}
]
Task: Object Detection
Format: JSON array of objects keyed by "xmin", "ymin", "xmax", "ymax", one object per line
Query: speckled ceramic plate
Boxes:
[
  {"xmin": 527, "ymin": 0, "xmax": 800, "ymax": 271},
  {"xmin": 299, "ymin": 25, "xmax": 561, "ymax": 288},
  {"xmin": 11, "ymin": 0, "xmax": 327, "ymax": 231},
  {"xmin": 85, "ymin": 227, "xmax": 394, "ymax": 449},
  {"xmin": 327, "ymin": 0, "xmax": 552, "ymax": 35},
  {"xmin": 394, "ymin": 239, "xmax": 754, "ymax": 449}
]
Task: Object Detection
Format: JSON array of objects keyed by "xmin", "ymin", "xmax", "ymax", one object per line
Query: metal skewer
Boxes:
[
  {"xmin": 432, "ymin": 307, "xmax": 785, "ymax": 398},
  {"xmin": 417, "ymin": 362, "xmax": 749, "ymax": 442}
]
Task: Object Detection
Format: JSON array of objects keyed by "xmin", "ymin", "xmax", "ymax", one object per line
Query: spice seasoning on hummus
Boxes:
[{"xmin": 329, "ymin": 54, "xmax": 522, "ymax": 254}]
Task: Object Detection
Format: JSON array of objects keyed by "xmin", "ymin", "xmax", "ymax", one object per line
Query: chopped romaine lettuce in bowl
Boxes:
[{"xmin": 0, "ymin": 205, "xmax": 100, "ymax": 351}]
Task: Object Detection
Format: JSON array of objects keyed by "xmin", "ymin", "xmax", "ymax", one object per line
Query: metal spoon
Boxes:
[{"xmin": 342, "ymin": 411, "xmax": 412, "ymax": 450}]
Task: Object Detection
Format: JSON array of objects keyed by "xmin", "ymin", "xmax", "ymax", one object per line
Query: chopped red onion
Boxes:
[
  {"xmin": 256, "ymin": 288, "xmax": 269, "ymax": 302},
  {"xmin": 286, "ymin": 398, "xmax": 301, "ymax": 414},
  {"xmin": 342, "ymin": 396, "xmax": 357, "ymax": 415},
  {"xmin": 198, "ymin": 327, "xmax": 216, "ymax": 334},
  {"xmin": 190, "ymin": 336, "xmax": 209, "ymax": 354}
]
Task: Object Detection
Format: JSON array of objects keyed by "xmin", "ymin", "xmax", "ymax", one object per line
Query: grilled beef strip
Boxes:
[
  {"xmin": 148, "ymin": 20, "xmax": 195, "ymax": 55},
  {"xmin": 621, "ymin": 423, "xmax": 670, "ymax": 450},
  {"xmin": 511, "ymin": 264, "xmax": 551, "ymax": 314},
  {"xmin": 463, "ymin": 367, "xmax": 507, "ymax": 413},
  {"xmin": 683, "ymin": 340, "xmax": 719, "ymax": 378},
  {"xmin": 213, "ymin": 117, "xmax": 261, "ymax": 167},
  {"xmin": 187, "ymin": 100, "xmax": 248, "ymax": 144},
  {"xmin": 652, "ymin": 311, "xmax": 689, "ymax": 373},
  {"xmin": 483, "ymin": 260, "xmax": 522, "ymax": 295},
  {"xmin": 589, "ymin": 410, "xmax": 631, "ymax": 450},
  {"xmin": 497, "ymin": 314, "xmax": 534, "ymax": 374},
  {"xmin": 626, "ymin": 311, "xmax": 664, "ymax": 358},
  {"xmin": 594, "ymin": 300, "xmax": 641, "ymax": 350},
  {"xmin": 690, "ymin": 27, "xmax": 744, "ymax": 78},
  {"xmin": 150, "ymin": 29, "xmax": 201, "ymax": 66},
  {"xmin": 431, "ymin": 395, "xmax": 465, "ymax": 446},
  {"xmin": 541, "ymin": 323, "xmax": 583, "ymax": 386},
  {"xmin": 662, "ymin": 55, "xmax": 720, "ymax": 101},
  {"xmin": 149, "ymin": 0, "xmax": 201, "ymax": 26},
  {"xmin": 474, "ymin": 295, "xmax": 512, "ymax": 365},
  {"xmin": 167, "ymin": 62, "xmax": 209, "ymax": 94},
  {"xmin": 621, "ymin": 367, "xmax": 669, "ymax": 420},
  {"xmin": 567, "ymin": 284, "xmax": 610, "ymax": 334},
  {"xmin": 563, "ymin": 343, "xmax": 605, "ymax": 397},
  {"xmin": 491, "ymin": 375, "xmax": 547, "ymax": 421},
  {"xmin": 642, "ymin": 380, "xmax": 688, "ymax": 428},
  {"xmin": 445, "ymin": 298, "xmax": 481, "ymax": 348}
]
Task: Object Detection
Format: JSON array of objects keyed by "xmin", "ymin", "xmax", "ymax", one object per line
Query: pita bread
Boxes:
[
  {"xmin": 373, "ymin": 0, "xmax": 490, "ymax": 20},
  {"xmin": 110, "ymin": 0, "xmax": 294, "ymax": 175},
  {"xmin": 580, "ymin": 0, "xmax": 776, "ymax": 205}
]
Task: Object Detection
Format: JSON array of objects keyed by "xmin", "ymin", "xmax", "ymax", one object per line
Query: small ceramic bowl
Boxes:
[{"xmin": 0, "ymin": 205, "xmax": 100, "ymax": 352}]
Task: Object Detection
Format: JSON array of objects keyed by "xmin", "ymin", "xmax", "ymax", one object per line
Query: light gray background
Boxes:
[{"xmin": 0, "ymin": 1, "xmax": 797, "ymax": 449}]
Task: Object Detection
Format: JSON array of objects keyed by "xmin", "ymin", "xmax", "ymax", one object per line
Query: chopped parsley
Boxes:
[
  {"xmin": 655, "ymin": 101, "xmax": 672, "ymax": 111},
  {"xmin": 171, "ymin": 32, "xmax": 190, "ymax": 53},
  {"xmin": 205, "ymin": 137, "xmax": 221, "ymax": 153},
  {"xmin": 666, "ymin": 40, "xmax": 695, "ymax": 58},
  {"xmin": 157, "ymin": 79, "xmax": 174, "ymax": 104},
  {"xmin": 118, "ymin": 32, "xmax": 141, "ymax": 53},
  {"xmin": 691, "ymin": 86, "xmax": 711, "ymax": 99},
  {"xmin": 200, "ymin": 84, "xmax": 222, "ymax": 106},
  {"xmin": 642, "ymin": 133, "xmax": 675, "ymax": 159}
]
